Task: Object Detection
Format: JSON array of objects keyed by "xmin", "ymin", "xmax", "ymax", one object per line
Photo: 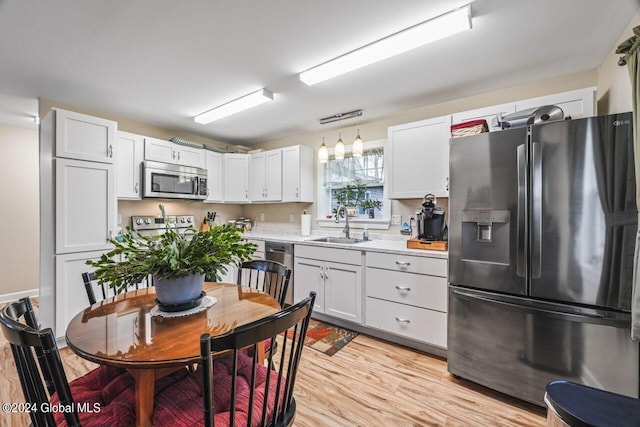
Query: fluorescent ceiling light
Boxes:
[
  {"xmin": 299, "ymin": 4, "xmax": 472, "ymax": 86},
  {"xmin": 194, "ymin": 89, "xmax": 274, "ymax": 124}
]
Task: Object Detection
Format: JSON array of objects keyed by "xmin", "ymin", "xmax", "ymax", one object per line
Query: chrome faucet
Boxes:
[{"xmin": 335, "ymin": 205, "xmax": 350, "ymax": 239}]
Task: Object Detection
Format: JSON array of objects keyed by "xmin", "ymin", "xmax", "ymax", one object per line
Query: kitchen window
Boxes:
[{"xmin": 317, "ymin": 138, "xmax": 390, "ymax": 229}]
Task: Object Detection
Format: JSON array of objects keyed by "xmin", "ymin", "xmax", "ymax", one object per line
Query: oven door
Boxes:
[{"xmin": 143, "ymin": 161, "xmax": 207, "ymax": 200}]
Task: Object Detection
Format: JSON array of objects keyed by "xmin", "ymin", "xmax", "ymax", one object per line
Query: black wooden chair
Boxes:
[
  {"xmin": 0, "ymin": 297, "xmax": 137, "ymax": 426},
  {"xmin": 81, "ymin": 271, "xmax": 153, "ymax": 304},
  {"xmin": 236, "ymin": 260, "xmax": 291, "ymax": 307},
  {"xmin": 151, "ymin": 292, "xmax": 316, "ymax": 427}
]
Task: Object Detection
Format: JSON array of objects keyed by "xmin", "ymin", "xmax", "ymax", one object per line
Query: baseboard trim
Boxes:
[{"xmin": 0, "ymin": 288, "xmax": 39, "ymax": 303}]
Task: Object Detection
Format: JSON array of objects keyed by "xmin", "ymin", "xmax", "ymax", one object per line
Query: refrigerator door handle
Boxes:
[
  {"xmin": 516, "ymin": 144, "xmax": 527, "ymax": 277},
  {"xmin": 452, "ymin": 289, "xmax": 630, "ymax": 328},
  {"xmin": 531, "ymin": 142, "xmax": 542, "ymax": 278}
]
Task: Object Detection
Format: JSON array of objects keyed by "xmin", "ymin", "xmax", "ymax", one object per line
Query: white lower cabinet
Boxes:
[
  {"xmin": 365, "ymin": 252, "xmax": 448, "ymax": 349},
  {"xmin": 246, "ymin": 239, "xmax": 265, "ymax": 260},
  {"xmin": 294, "ymin": 258, "xmax": 325, "ymax": 314},
  {"xmin": 54, "ymin": 251, "xmax": 107, "ymax": 339},
  {"xmin": 294, "ymin": 245, "xmax": 362, "ymax": 323}
]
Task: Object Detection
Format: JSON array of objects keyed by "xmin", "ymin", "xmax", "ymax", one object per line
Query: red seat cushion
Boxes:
[
  {"xmin": 152, "ymin": 352, "xmax": 285, "ymax": 426},
  {"xmin": 51, "ymin": 365, "xmax": 190, "ymax": 427},
  {"xmin": 51, "ymin": 365, "xmax": 136, "ymax": 427}
]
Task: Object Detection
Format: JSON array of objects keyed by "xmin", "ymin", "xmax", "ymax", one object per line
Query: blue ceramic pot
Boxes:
[{"xmin": 154, "ymin": 273, "xmax": 205, "ymax": 305}]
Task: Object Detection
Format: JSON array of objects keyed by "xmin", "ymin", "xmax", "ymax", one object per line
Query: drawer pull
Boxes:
[
  {"xmin": 395, "ymin": 286, "xmax": 411, "ymax": 291},
  {"xmin": 395, "ymin": 261, "xmax": 411, "ymax": 267},
  {"xmin": 395, "ymin": 317, "xmax": 411, "ymax": 324}
]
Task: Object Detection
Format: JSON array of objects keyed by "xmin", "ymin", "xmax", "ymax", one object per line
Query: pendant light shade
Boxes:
[
  {"xmin": 318, "ymin": 138, "xmax": 329, "ymax": 163},
  {"xmin": 334, "ymin": 133, "xmax": 345, "ymax": 160},
  {"xmin": 352, "ymin": 128, "xmax": 364, "ymax": 157}
]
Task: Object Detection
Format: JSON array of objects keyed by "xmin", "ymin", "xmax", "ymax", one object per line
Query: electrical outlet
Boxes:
[
  {"xmin": 260, "ymin": 213, "xmax": 265, "ymax": 221},
  {"xmin": 391, "ymin": 214, "xmax": 402, "ymax": 225},
  {"xmin": 289, "ymin": 214, "xmax": 294, "ymax": 223}
]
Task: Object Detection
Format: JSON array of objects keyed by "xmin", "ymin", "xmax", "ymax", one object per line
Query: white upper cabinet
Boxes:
[
  {"xmin": 144, "ymin": 137, "xmax": 206, "ymax": 168},
  {"xmin": 451, "ymin": 103, "xmax": 516, "ymax": 132},
  {"xmin": 176, "ymin": 144, "xmax": 206, "ymax": 168},
  {"xmin": 115, "ymin": 131, "xmax": 144, "ymax": 200},
  {"xmin": 388, "ymin": 115, "xmax": 451, "ymax": 199},
  {"xmin": 514, "ymin": 87, "xmax": 596, "ymax": 119},
  {"xmin": 249, "ymin": 149, "xmax": 282, "ymax": 202},
  {"xmin": 205, "ymin": 151, "xmax": 223, "ymax": 203},
  {"xmin": 282, "ymin": 145, "xmax": 314, "ymax": 202},
  {"xmin": 55, "ymin": 158, "xmax": 115, "ymax": 254},
  {"xmin": 223, "ymin": 153, "xmax": 250, "ymax": 203},
  {"xmin": 54, "ymin": 109, "xmax": 117, "ymax": 164}
]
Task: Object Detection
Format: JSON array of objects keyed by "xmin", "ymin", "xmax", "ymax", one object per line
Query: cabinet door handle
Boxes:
[
  {"xmin": 108, "ymin": 144, "xmax": 113, "ymax": 158},
  {"xmin": 135, "ymin": 183, "xmax": 139, "ymax": 194},
  {"xmin": 324, "ymin": 266, "xmax": 329, "ymax": 279},
  {"xmin": 296, "ymin": 188, "xmax": 299, "ymax": 198},
  {"xmin": 395, "ymin": 261, "xmax": 411, "ymax": 267},
  {"xmin": 395, "ymin": 317, "xmax": 411, "ymax": 324},
  {"xmin": 245, "ymin": 189, "xmax": 248, "ymax": 199},
  {"xmin": 446, "ymin": 176, "xmax": 449, "ymax": 191},
  {"xmin": 395, "ymin": 285, "xmax": 411, "ymax": 291},
  {"xmin": 107, "ymin": 230, "xmax": 113, "ymax": 241},
  {"xmin": 177, "ymin": 151, "xmax": 181, "ymax": 161}
]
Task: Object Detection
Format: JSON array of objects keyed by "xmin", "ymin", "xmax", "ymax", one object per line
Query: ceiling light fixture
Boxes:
[
  {"xmin": 194, "ymin": 89, "xmax": 274, "ymax": 124},
  {"xmin": 319, "ymin": 109, "xmax": 362, "ymax": 124},
  {"xmin": 352, "ymin": 128, "xmax": 364, "ymax": 157},
  {"xmin": 318, "ymin": 137, "xmax": 329, "ymax": 163},
  {"xmin": 334, "ymin": 132, "xmax": 345, "ymax": 160},
  {"xmin": 299, "ymin": 4, "xmax": 472, "ymax": 86}
]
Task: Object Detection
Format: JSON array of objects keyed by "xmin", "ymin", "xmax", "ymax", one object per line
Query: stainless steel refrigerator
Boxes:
[{"xmin": 448, "ymin": 112, "xmax": 639, "ymax": 406}]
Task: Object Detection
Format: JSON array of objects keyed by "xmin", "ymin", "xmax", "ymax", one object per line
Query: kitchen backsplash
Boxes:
[{"xmin": 118, "ymin": 197, "xmax": 448, "ymax": 237}]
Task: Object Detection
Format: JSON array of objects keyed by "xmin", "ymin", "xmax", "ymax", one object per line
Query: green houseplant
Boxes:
[
  {"xmin": 86, "ymin": 205, "xmax": 256, "ymax": 305},
  {"xmin": 333, "ymin": 181, "xmax": 366, "ymax": 217},
  {"xmin": 359, "ymin": 198, "xmax": 383, "ymax": 218},
  {"xmin": 332, "ymin": 181, "xmax": 381, "ymax": 218}
]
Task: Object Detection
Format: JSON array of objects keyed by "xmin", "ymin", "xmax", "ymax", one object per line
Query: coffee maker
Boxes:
[{"xmin": 416, "ymin": 194, "xmax": 447, "ymax": 241}]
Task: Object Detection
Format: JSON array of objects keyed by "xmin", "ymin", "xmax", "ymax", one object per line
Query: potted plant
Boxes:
[
  {"xmin": 86, "ymin": 205, "xmax": 256, "ymax": 306},
  {"xmin": 360, "ymin": 198, "xmax": 383, "ymax": 218},
  {"xmin": 333, "ymin": 181, "xmax": 367, "ymax": 217}
]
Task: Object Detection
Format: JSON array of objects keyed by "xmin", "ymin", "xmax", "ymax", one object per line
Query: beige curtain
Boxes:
[{"xmin": 617, "ymin": 26, "xmax": 640, "ymax": 340}]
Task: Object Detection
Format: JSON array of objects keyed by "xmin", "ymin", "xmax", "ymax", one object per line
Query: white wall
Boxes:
[{"xmin": 0, "ymin": 125, "xmax": 39, "ymax": 296}]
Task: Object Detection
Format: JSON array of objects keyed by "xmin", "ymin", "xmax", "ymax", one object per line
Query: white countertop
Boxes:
[{"xmin": 242, "ymin": 230, "xmax": 448, "ymax": 259}]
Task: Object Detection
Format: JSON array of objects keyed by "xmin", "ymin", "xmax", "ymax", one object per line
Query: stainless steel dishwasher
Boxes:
[{"xmin": 265, "ymin": 241, "xmax": 294, "ymax": 305}]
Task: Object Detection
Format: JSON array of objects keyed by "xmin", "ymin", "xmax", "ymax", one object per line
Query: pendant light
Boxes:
[
  {"xmin": 352, "ymin": 128, "xmax": 364, "ymax": 157},
  {"xmin": 335, "ymin": 132, "xmax": 345, "ymax": 160},
  {"xmin": 318, "ymin": 137, "xmax": 329, "ymax": 163}
]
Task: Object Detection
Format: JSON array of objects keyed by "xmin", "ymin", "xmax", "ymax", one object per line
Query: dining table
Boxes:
[{"xmin": 65, "ymin": 281, "xmax": 281, "ymax": 427}]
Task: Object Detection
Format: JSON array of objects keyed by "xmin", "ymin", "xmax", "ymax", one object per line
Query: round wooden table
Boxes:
[{"xmin": 65, "ymin": 282, "xmax": 281, "ymax": 427}]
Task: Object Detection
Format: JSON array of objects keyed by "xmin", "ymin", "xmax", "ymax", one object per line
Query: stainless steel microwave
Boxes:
[{"xmin": 142, "ymin": 161, "xmax": 208, "ymax": 200}]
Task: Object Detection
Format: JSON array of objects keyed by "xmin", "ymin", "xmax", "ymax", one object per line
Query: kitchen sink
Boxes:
[{"xmin": 310, "ymin": 237, "xmax": 364, "ymax": 244}]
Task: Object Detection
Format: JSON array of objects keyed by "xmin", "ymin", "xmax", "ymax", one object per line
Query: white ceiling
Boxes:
[{"xmin": 0, "ymin": 0, "xmax": 638, "ymax": 143}]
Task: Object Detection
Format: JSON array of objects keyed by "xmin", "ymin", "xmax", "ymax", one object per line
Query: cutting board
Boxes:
[{"xmin": 406, "ymin": 238, "xmax": 448, "ymax": 251}]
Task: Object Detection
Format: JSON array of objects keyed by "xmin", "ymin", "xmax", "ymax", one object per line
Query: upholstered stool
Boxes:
[{"xmin": 545, "ymin": 380, "xmax": 640, "ymax": 427}]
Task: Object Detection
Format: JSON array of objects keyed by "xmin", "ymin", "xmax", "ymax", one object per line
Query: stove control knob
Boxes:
[
  {"xmin": 180, "ymin": 218, "xmax": 186, "ymax": 223},
  {"xmin": 144, "ymin": 218, "xmax": 152, "ymax": 225},
  {"xmin": 186, "ymin": 217, "xmax": 192, "ymax": 223},
  {"xmin": 135, "ymin": 218, "xmax": 143, "ymax": 225}
]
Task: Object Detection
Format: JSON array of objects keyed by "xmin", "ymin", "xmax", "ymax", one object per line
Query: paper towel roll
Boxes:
[{"xmin": 301, "ymin": 214, "xmax": 312, "ymax": 236}]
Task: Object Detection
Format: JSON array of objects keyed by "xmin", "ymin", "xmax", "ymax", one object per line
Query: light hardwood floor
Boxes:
[{"xmin": 0, "ymin": 307, "xmax": 545, "ymax": 427}]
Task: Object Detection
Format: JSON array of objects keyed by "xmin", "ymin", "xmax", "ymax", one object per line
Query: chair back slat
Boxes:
[
  {"xmin": 200, "ymin": 292, "xmax": 315, "ymax": 427},
  {"xmin": 0, "ymin": 297, "xmax": 82, "ymax": 427},
  {"xmin": 236, "ymin": 260, "xmax": 291, "ymax": 307},
  {"xmin": 82, "ymin": 271, "xmax": 153, "ymax": 305}
]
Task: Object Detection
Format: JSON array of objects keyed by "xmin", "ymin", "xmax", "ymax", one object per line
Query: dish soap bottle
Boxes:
[{"xmin": 363, "ymin": 226, "xmax": 369, "ymax": 241}]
